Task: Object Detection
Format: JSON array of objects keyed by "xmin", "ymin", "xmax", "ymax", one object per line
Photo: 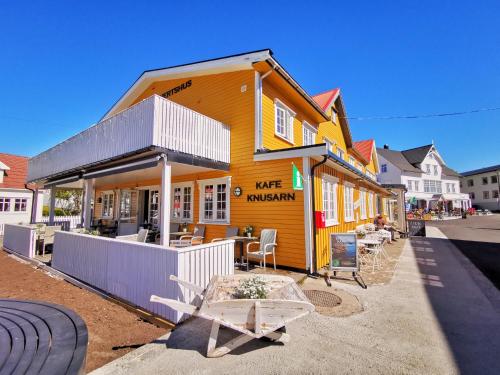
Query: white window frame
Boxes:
[
  {"xmin": 323, "ymin": 137, "xmax": 334, "ymax": 153},
  {"xmin": 172, "ymin": 182, "xmax": 194, "ymax": 223},
  {"xmin": 348, "ymin": 156, "xmax": 356, "ymax": 166},
  {"xmin": 101, "ymin": 191, "xmax": 114, "ymax": 219},
  {"xmin": 198, "ymin": 177, "xmax": 231, "ymax": 224},
  {"xmin": 359, "ymin": 189, "xmax": 367, "ymax": 220},
  {"xmin": 336, "ymin": 146, "xmax": 345, "ymax": 160},
  {"xmin": 343, "ymin": 182, "xmax": 355, "ymax": 222},
  {"xmin": 119, "ymin": 190, "xmax": 133, "ymax": 220},
  {"xmin": 433, "ymin": 165, "xmax": 438, "ymax": 176},
  {"xmin": 274, "ymin": 99, "xmax": 296, "ymax": 144},
  {"xmin": 14, "ymin": 198, "xmax": 28, "ymax": 212},
  {"xmin": 331, "ymin": 107, "xmax": 338, "ymax": 124},
  {"xmin": 322, "ymin": 174, "xmax": 339, "ymax": 226},
  {"xmin": 414, "ymin": 180, "xmax": 419, "ymax": 192},
  {"xmin": 368, "ymin": 192, "xmax": 375, "ymax": 218},
  {"xmin": 302, "ymin": 121, "xmax": 317, "ymax": 146},
  {"xmin": 0, "ymin": 197, "xmax": 11, "ymax": 212}
]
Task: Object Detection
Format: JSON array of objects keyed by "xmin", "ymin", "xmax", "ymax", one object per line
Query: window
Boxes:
[
  {"xmin": 275, "ymin": 100, "xmax": 295, "ymax": 143},
  {"xmin": 199, "ymin": 177, "xmax": 230, "ymax": 224},
  {"xmin": 467, "ymin": 179, "xmax": 474, "ymax": 187},
  {"xmin": 323, "ymin": 138, "xmax": 334, "ymax": 153},
  {"xmin": 302, "ymin": 122, "xmax": 316, "ymax": 146},
  {"xmin": 336, "ymin": 147, "xmax": 345, "ymax": 160},
  {"xmin": 424, "ymin": 180, "xmax": 442, "ymax": 193},
  {"xmin": 14, "ymin": 198, "xmax": 27, "ymax": 212},
  {"xmin": 148, "ymin": 190, "xmax": 160, "ymax": 227},
  {"xmin": 343, "ymin": 183, "xmax": 354, "ymax": 222},
  {"xmin": 482, "ymin": 177, "xmax": 488, "ymax": 185},
  {"xmin": 172, "ymin": 182, "xmax": 193, "ymax": 222},
  {"xmin": 451, "ymin": 183, "xmax": 456, "ymax": 193},
  {"xmin": 356, "ymin": 162, "xmax": 364, "ymax": 172},
  {"xmin": 348, "ymin": 156, "xmax": 356, "ymax": 166},
  {"xmin": 492, "ymin": 175, "xmax": 498, "ymax": 184},
  {"xmin": 0, "ymin": 197, "xmax": 11, "ymax": 212},
  {"xmin": 101, "ymin": 192, "xmax": 114, "ymax": 218},
  {"xmin": 469, "ymin": 192, "xmax": 475, "ymax": 200},
  {"xmin": 368, "ymin": 192, "xmax": 375, "ymax": 218},
  {"xmin": 414, "ymin": 181, "xmax": 419, "ymax": 192},
  {"xmin": 322, "ymin": 174, "xmax": 338, "ymax": 226},
  {"xmin": 425, "ymin": 164, "xmax": 431, "ymax": 174},
  {"xmin": 331, "ymin": 107, "xmax": 338, "ymax": 123},
  {"xmin": 366, "ymin": 171, "xmax": 375, "ymax": 180},
  {"xmin": 359, "ymin": 190, "xmax": 367, "ymax": 219},
  {"xmin": 493, "ymin": 190, "xmax": 499, "ymax": 199},
  {"xmin": 381, "ymin": 164, "xmax": 387, "ymax": 173},
  {"xmin": 483, "ymin": 191, "xmax": 490, "ymax": 199},
  {"xmin": 119, "ymin": 191, "xmax": 132, "ymax": 220},
  {"xmin": 407, "ymin": 180, "xmax": 413, "ymax": 191},
  {"xmin": 433, "ymin": 165, "xmax": 438, "ymax": 176}
]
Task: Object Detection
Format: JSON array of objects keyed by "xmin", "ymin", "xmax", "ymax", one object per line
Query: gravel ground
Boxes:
[
  {"xmin": 91, "ymin": 236, "xmax": 500, "ymax": 375},
  {"xmin": 0, "ymin": 250, "xmax": 168, "ymax": 372}
]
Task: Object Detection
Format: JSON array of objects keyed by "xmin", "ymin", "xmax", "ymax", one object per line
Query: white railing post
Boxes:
[
  {"xmin": 49, "ymin": 188, "xmax": 56, "ymax": 225},
  {"xmin": 160, "ymin": 157, "xmax": 171, "ymax": 246}
]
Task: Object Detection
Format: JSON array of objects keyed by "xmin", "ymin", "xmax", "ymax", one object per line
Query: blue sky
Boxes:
[{"xmin": 1, "ymin": 0, "xmax": 499, "ymax": 172}]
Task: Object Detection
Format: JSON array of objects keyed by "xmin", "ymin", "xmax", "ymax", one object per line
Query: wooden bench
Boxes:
[{"xmin": 0, "ymin": 299, "xmax": 88, "ymax": 374}]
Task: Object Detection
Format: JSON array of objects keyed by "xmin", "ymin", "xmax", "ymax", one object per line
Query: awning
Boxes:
[
  {"xmin": 44, "ymin": 175, "xmax": 81, "ymax": 188},
  {"xmin": 82, "ymin": 155, "xmax": 162, "ymax": 180}
]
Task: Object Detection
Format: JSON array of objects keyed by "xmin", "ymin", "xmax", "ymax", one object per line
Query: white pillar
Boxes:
[
  {"xmin": 49, "ymin": 188, "xmax": 56, "ymax": 225},
  {"xmin": 160, "ymin": 159, "xmax": 171, "ymax": 246},
  {"xmin": 83, "ymin": 179, "xmax": 94, "ymax": 230}
]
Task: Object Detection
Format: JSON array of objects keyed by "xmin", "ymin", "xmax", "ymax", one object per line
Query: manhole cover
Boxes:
[{"xmin": 303, "ymin": 290, "xmax": 342, "ymax": 308}]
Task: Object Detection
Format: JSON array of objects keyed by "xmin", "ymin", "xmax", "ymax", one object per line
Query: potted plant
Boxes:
[
  {"xmin": 244, "ymin": 225, "xmax": 254, "ymax": 238},
  {"xmin": 234, "ymin": 277, "xmax": 268, "ymax": 299},
  {"xmin": 181, "ymin": 222, "xmax": 189, "ymax": 232}
]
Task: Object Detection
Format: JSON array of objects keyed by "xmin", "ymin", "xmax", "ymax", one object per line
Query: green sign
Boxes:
[{"xmin": 292, "ymin": 163, "xmax": 303, "ymax": 190}]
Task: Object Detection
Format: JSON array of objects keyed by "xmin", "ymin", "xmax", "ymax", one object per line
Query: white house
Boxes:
[
  {"xmin": 377, "ymin": 144, "xmax": 470, "ymax": 212},
  {"xmin": 460, "ymin": 164, "xmax": 500, "ymax": 211},
  {"xmin": 0, "ymin": 153, "xmax": 44, "ymax": 234}
]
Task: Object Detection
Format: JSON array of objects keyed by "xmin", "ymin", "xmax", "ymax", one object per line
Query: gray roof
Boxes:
[
  {"xmin": 401, "ymin": 144, "xmax": 433, "ymax": 165},
  {"xmin": 377, "ymin": 148, "xmax": 421, "ymax": 173},
  {"xmin": 441, "ymin": 165, "xmax": 462, "ymax": 178},
  {"xmin": 461, "ymin": 164, "xmax": 500, "ymax": 176}
]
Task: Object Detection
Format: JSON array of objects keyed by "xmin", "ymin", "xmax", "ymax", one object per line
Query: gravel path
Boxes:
[{"xmin": 90, "ymin": 236, "xmax": 500, "ymax": 375}]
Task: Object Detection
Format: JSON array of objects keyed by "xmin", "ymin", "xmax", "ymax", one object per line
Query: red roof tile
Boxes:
[
  {"xmin": 312, "ymin": 88, "xmax": 340, "ymax": 111},
  {"xmin": 0, "ymin": 153, "xmax": 30, "ymax": 189},
  {"xmin": 353, "ymin": 140, "xmax": 375, "ymax": 162}
]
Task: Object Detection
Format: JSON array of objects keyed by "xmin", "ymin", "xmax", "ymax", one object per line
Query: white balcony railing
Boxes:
[{"xmin": 28, "ymin": 95, "xmax": 231, "ymax": 182}]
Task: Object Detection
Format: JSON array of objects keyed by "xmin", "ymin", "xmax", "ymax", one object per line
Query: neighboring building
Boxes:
[
  {"xmin": 460, "ymin": 165, "xmax": 500, "ymax": 211},
  {"xmin": 27, "ymin": 49, "xmax": 392, "ymax": 272},
  {"xmin": 377, "ymin": 144, "xmax": 470, "ymax": 212},
  {"xmin": 0, "ymin": 153, "xmax": 44, "ymax": 234}
]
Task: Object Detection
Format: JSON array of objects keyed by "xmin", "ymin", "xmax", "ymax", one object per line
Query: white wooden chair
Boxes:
[
  {"xmin": 116, "ymin": 228, "xmax": 149, "ymax": 243},
  {"xmin": 246, "ymin": 229, "xmax": 277, "ymax": 270},
  {"xmin": 41, "ymin": 225, "xmax": 62, "ymax": 256},
  {"xmin": 170, "ymin": 225, "xmax": 205, "ymax": 247}
]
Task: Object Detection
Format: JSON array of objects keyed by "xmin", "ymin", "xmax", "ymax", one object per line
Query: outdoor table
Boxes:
[
  {"xmin": 226, "ymin": 236, "xmax": 258, "ymax": 269},
  {"xmin": 0, "ymin": 299, "xmax": 88, "ymax": 374},
  {"xmin": 170, "ymin": 231, "xmax": 192, "ymax": 238}
]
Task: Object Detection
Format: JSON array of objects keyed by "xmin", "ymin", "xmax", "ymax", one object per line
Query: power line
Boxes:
[{"xmin": 343, "ymin": 106, "xmax": 500, "ymax": 120}]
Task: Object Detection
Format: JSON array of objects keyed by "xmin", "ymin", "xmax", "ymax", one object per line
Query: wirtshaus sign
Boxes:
[
  {"xmin": 161, "ymin": 79, "xmax": 192, "ymax": 98},
  {"xmin": 246, "ymin": 180, "xmax": 296, "ymax": 202}
]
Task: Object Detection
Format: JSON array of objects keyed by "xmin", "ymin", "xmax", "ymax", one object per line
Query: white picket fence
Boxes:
[
  {"xmin": 2, "ymin": 224, "xmax": 37, "ymax": 258},
  {"xmin": 52, "ymin": 231, "xmax": 235, "ymax": 323},
  {"xmin": 40, "ymin": 215, "xmax": 82, "ymax": 230}
]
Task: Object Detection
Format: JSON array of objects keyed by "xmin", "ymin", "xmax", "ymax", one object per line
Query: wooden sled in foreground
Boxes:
[{"xmin": 151, "ymin": 274, "xmax": 314, "ymax": 358}]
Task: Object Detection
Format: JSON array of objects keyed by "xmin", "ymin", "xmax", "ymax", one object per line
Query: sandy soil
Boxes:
[{"xmin": 0, "ymin": 249, "xmax": 168, "ymax": 372}]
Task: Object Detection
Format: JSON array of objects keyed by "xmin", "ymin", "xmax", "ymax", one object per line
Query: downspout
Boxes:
[
  {"xmin": 25, "ymin": 184, "xmax": 38, "ymax": 224},
  {"xmin": 310, "ymin": 155, "xmax": 328, "ymax": 275}
]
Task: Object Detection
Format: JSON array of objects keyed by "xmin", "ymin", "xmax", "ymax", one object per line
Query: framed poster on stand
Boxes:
[{"xmin": 329, "ymin": 233, "xmax": 366, "ymax": 289}]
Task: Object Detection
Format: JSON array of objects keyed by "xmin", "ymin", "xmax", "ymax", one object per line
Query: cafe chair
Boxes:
[
  {"xmin": 246, "ymin": 229, "xmax": 277, "ymax": 270},
  {"xmin": 116, "ymin": 228, "xmax": 149, "ymax": 243},
  {"xmin": 176, "ymin": 224, "xmax": 206, "ymax": 246},
  {"xmin": 211, "ymin": 227, "xmax": 239, "ymax": 242}
]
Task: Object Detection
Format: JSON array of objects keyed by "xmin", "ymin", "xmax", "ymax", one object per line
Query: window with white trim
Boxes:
[
  {"xmin": 348, "ymin": 156, "xmax": 355, "ymax": 166},
  {"xmin": 101, "ymin": 192, "xmax": 114, "ymax": 218},
  {"xmin": 148, "ymin": 190, "xmax": 160, "ymax": 227},
  {"xmin": 433, "ymin": 165, "xmax": 438, "ymax": 176},
  {"xmin": 424, "ymin": 180, "xmax": 442, "ymax": 193},
  {"xmin": 323, "ymin": 137, "xmax": 334, "ymax": 153},
  {"xmin": 425, "ymin": 164, "xmax": 431, "ymax": 174},
  {"xmin": 14, "ymin": 198, "xmax": 28, "ymax": 212},
  {"xmin": 172, "ymin": 182, "xmax": 193, "ymax": 222},
  {"xmin": 368, "ymin": 192, "xmax": 375, "ymax": 218},
  {"xmin": 275, "ymin": 100, "xmax": 295, "ymax": 143},
  {"xmin": 0, "ymin": 197, "xmax": 11, "ymax": 212},
  {"xmin": 119, "ymin": 191, "xmax": 132, "ymax": 220},
  {"xmin": 414, "ymin": 180, "xmax": 419, "ymax": 192},
  {"xmin": 302, "ymin": 122, "xmax": 317, "ymax": 146},
  {"xmin": 336, "ymin": 147, "xmax": 345, "ymax": 160},
  {"xmin": 199, "ymin": 177, "xmax": 230, "ymax": 224},
  {"xmin": 359, "ymin": 190, "xmax": 367, "ymax": 219},
  {"xmin": 366, "ymin": 171, "xmax": 375, "ymax": 180},
  {"xmin": 322, "ymin": 174, "xmax": 338, "ymax": 226},
  {"xmin": 407, "ymin": 180, "xmax": 413, "ymax": 191},
  {"xmin": 344, "ymin": 183, "xmax": 354, "ymax": 222},
  {"xmin": 331, "ymin": 107, "xmax": 338, "ymax": 123}
]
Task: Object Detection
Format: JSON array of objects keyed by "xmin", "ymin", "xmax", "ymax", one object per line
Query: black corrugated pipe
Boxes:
[{"xmin": 310, "ymin": 155, "xmax": 328, "ymax": 275}]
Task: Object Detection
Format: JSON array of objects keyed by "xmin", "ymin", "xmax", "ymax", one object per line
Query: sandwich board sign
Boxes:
[{"xmin": 330, "ymin": 233, "xmax": 359, "ymax": 272}]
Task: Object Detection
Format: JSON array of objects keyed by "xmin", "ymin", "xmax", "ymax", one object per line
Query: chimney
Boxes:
[{"xmin": 383, "ymin": 144, "xmax": 389, "ymax": 149}]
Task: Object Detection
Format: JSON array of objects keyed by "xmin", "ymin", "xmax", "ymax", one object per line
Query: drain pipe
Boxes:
[{"xmin": 310, "ymin": 155, "xmax": 328, "ymax": 275}]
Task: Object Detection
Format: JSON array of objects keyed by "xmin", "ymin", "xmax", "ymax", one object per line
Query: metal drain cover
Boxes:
[{"xmin": 303, "ymin": 290, "xmax": 342, "ymax": 308}]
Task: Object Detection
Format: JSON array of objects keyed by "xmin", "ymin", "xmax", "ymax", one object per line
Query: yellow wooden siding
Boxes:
[
  {"xmin": 317, "ymin": 106, "xmax": 348, "ymax": 155},
  {"xmin": 312, "ymin": 162, "xmax": 381, "ymax": 270}
]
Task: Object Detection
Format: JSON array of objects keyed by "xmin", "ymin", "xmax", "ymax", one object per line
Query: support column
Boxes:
[
  {"xmin": 49, "ymin": 188, "xmax": 56, "ymax": 225},
  {"xmin": 83, "ymin": 179, "xmax": 94, "ymax": 230},
  {"xmin": 160, "ymin": 158, "xmax": 171, "ymax": 246}
]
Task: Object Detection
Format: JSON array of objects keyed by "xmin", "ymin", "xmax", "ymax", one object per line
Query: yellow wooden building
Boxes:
[{"xmin": 28, "ymin": 49, "xmax": 391, "ymax": 273}]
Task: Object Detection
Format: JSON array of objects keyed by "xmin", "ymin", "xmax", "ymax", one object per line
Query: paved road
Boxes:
[
  {"xmin": 428, "ymin": 215, "xmax": 500, "ymax": 289},
  {"xmin": 91, "ymin": 236, "xmax": 500, "ymax": 375}
]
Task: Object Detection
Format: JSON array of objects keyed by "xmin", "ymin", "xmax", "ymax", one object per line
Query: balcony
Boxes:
[{"xmin": 28, "ymin": 95, "xmax": 231, "ymax": 182}]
